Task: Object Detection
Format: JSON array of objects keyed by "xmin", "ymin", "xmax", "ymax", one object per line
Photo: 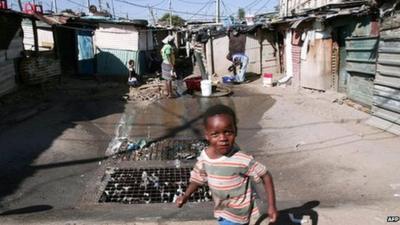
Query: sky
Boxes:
[{"xmin": 9, "ymin": 0, "xmax": 279, "ymax": 21}]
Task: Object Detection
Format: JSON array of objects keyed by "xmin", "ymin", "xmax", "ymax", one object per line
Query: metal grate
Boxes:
[
  {"xmin": 99, "ymin": 167, "xmax": 211, "ymax": 204},
  {"xmin": 117, "ymin": 139, "xmax": 207, "ymax": 161}
]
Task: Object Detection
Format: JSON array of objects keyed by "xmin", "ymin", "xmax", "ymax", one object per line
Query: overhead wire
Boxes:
[
  {"xmin": 222, "ymin": 0, "xmax": 235, "ymax": 16},
  {"xmin": 255, "ymin": 0, "xmax": 273, "ymax": 14},
  {"xmin": 150, "ymin": 0, "xmax": 167, "ymax": 7},
  {"xmin": 187, "ymin": 0, "xmax": 213, "ymax": 20},
  {"xmin": 244, "ymin": 0, "xmax": 260, "ymax": 10},
  {"xmin": 175, "ymin": 0, "xmax": 210, "ymax": 5},
  {"xmin": 114, "ymin": 0, "xmax": 220, "ymax": 18},
  {"xmin": 221, "ymin": 0, "xmax": 233, "ymax": 16},
  {"xmin": 65, "ymin": 0, "xmax": 87, "ymax": 9}
]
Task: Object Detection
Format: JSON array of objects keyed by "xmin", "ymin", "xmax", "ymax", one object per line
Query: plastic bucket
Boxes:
[
  {"xmin": 262, "ymin": 73, "xmax": 273, "ymax": 87},
  {"xmin": 200, "ymin": 80, "xmax": 212, "ymax": 96},
  {"xmin": 222, "ymin": 76, "xmax": 234, "ymax": 84}
]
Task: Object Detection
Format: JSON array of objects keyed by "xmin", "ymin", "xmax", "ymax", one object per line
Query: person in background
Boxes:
[
  {"xmin": 176, "ymin": 104, "xmax": 278, "ymax": 225},
  {"xmin": 231, "ymin": 53, "xmax": 249, "ymax": 83},
  {"xmin": 161, "ymin": 35, "xmax": 177, "ymax": 98},
  {"xmin": 127, "ymin": 59, "xmax": 139, "ymax": 87}
]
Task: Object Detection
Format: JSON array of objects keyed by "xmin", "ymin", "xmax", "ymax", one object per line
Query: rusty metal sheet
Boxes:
[{"xmin": 301, "ymin": 38, "xmax": 332, "ymax": 91}]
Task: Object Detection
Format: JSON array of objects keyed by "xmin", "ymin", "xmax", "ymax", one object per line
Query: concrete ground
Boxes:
[{"xmin": 0, "ymin": 77, "xmax": 399, "ymax": 225}]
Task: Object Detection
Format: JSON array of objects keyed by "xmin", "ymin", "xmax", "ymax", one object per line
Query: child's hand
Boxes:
[
  {"xmin": 176, "ymin": 195, "xmax": 187, "ymax": 208},
  {"xmin": 267, "ymin": 206, "xmax": 278, "ymax": 223}
]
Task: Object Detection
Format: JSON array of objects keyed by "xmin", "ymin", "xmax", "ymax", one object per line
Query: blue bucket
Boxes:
[{"xmin": 222, "ymin": 76, "xmax": 234, "ymax": 83}]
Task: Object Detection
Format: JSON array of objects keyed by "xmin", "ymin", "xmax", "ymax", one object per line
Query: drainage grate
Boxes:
[
  {"xmin": 117, "ymin": 138, "xmax": 208, "ymax": 161},
  {"xmin": 99, "ymin": 167, "xmax": 211, "ymax": 204}
]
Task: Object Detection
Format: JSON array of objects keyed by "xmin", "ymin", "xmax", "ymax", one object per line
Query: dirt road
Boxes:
[{"xmin": 0, "ymin": 78, "xmax": 399, "ymax": 225}]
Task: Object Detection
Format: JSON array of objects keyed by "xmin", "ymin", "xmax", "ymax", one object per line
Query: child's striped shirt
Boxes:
[{"xmin": 190, "ymin": 149, "xmax": 267, "ymax": 224}]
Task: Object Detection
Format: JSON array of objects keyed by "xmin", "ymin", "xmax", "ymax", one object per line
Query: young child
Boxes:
[
  {"xmin": 176, "ymin": 104, "xmax": 278, "ymax": 225},
  {"xmin": 127, "ymin": 59, "xmax": 139, "ymax": 87}
]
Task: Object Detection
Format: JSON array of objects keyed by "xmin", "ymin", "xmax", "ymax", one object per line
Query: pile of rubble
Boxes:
[{"xmin": 127, "ymin": 78, "xmax": 166, "ymax": 102}]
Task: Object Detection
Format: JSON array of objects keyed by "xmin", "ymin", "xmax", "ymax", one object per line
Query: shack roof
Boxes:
[
  {"xmin": 67, "ymin": 16, "xmax": 148, "ymax": 28},
  {"xmin": 0, "ymin": 9, "xmax": 35, "ymax": 19},
  {"xmin": 271, "ymin": 0, "xmax": 375, "ymax": 30}
]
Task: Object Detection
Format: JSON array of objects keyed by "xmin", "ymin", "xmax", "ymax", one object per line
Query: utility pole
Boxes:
[
  {"xmin": 169, "ymin": 0, "xmax": 172, "ymax": 26},
  {"xmin": 215, "ymin": 0, "xmax": 220, "ymax": 23},
  {"xmin": 53, "ymin": 0, "xmax": 58, "ymax": 13},
  {"xmin": 111, "ymin": 0, "xmax": 115, "ymax": 18},
  {"xmin": 98, "ymin": 0, "xmax": 102, "ymax": 11},
  {"xmin": 148, "ymin": 6, "xmax": 157, "ymax": 25},
  {"xmin": 17, "ymin": 0, "xmax": 22, "ymax": 11},
  {"xmin": 87, "ymin": 0, "xmax": 90, "ymax": 9}
]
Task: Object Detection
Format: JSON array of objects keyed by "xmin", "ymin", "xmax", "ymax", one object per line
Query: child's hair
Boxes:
[
  {"xmin": 203, "ymin": 104, "xmax": 237, "ymax": 131},
  {"xmin": 128, "ymin": 59, "xmax": 135, "ymax": 66}
]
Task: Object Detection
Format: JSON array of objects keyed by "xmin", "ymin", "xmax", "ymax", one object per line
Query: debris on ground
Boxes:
[
  {"xmin": 114, "ymin": 138, "xmax": 208, "ymax": 161},
  {"xmin": 128, "ymin": 78, "xmax": 166, "ymax": 102}
]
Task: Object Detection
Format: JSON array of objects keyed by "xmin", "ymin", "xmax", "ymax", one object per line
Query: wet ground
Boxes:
[{"xmin": 0, "ymin": 77, "xmax": 399, "ymax": 225}]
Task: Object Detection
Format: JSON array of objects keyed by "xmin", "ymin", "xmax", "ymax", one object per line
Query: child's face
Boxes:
[{"xmin": 204, "ymin": 114, "xmax": 236, "ymax": 156}]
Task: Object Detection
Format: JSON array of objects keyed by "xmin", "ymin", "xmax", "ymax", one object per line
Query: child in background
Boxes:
[
  {"xmin": 176, "ymin": 104, "xmax": 278, "ymax": 225},
  {"xmin": 127, "ymin": 59, "xmax": 139, "ymax": 87}
]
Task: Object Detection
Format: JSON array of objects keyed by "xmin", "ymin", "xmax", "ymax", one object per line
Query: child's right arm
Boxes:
[{"xmin": 176, "ymin": 182, "xmax": 201, "ymax": 208}]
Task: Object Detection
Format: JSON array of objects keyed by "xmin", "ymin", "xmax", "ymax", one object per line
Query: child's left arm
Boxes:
[{"xmin": 261, "ymin": 171, "xmax": 278, "ymax": 223}]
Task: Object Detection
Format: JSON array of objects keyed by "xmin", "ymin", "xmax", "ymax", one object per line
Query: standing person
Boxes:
[
  {"xmin": 161, "ymin": 35, "xmax": 177, "ymax": 98},
  {"xmin": 231, "ymin": 53, "xmax": 249, "ymax": 83},
  {"xmin": 176, "ymin": 104, "xmax": 278, "ymax": 225}
]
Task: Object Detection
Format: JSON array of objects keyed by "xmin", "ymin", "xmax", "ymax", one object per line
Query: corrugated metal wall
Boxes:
[
  {"xmin": 37, "ymin": 28, "xmax": 54, "ymax": 50},
  {"xmin": 369, "ymin": 23, "xmax": 400, "ymax": 134},
  {"xmin": 22, "ymin": 19, "xmax": 35, "ymax": 51},
  {"xmin": 207, "ymin": 31, "xmax": 277, "ymax": 77},
  {"xmin": 95, "ymin": 23, "xmax": 139, "ymax": 51},
  {"xmin": 206, "ymin": 36, "xmax": 230, "ymax": 76},
  {"xmin": 245, "ymin": 34, "xmax": 262, "ymax": 74},
  {"xmin": 261, "ymin": 38, "xmax": 278, "ymax": 75},
  {"xmin": 0, "ymin": 61, "xmax": 17, "ymax": 97},
  {"xmin": 96, "ymin": 48, "xmax": 142, "ymax": 76},
  {"xmin": 138, "ymin": 30, "xmax": 154, "ymax": 51},
  {"xmin": 20, "ymin": 53, "xmax": 61, "ymax": 84},
  {"xmin": 345, "ymin": 36, "xmax": 378, "ymax": 106},
  {"xmin": 1, "ymin": 14, "xmax": 23, "ymax": 97}
]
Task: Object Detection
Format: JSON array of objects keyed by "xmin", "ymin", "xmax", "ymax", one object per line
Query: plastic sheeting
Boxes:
[{"xmin": 77, "ymin": 30, "xmax": 95, "ymax": 75}]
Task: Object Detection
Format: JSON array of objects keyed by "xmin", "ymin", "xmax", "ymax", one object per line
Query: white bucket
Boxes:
[{"xmin": 200, "ymin": 80, "xmax": 212, "ymax": 96}]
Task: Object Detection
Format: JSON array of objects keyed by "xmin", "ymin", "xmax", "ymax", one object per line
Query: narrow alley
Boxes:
[{"xmin": 1, "ymin": 0, "xmax": 400, "ymax": 225}]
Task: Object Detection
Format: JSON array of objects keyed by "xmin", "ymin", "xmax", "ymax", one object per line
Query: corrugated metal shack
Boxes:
[
  {"xmin": 62, "ymin": 17, "xmax": 155, "ymax": 77},
  {"xmin": 202, "ymin": 25, "xmax": 278, "ymax": 79},
  {"xmin": 273, "ymin": 1, "xmax": 379, "ymax": 102},
  {"xmin": 19, "ymin": 13, "xmax": 61, "ymax": 85},
  {"xmin": 368, "ymin": 12, "xmax": 400, "ymax": 135},
  {"xmin": 0, "ymin": 10, "xmax": 24, "ymax": 97}
]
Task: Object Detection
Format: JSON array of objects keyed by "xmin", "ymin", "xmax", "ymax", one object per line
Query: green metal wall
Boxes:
[
  {"xmin": 345, "ymin": 36, "xmax": 378, "ymax": 106},
  {"xmin": 370, "ymin": 33, "xmax": 400, "ymax": 134},
  {"xmin": 96, "ymin": 48, "xmax": 147, "ymax": 76}
]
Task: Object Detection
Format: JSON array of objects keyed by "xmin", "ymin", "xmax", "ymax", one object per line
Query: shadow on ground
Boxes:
[
  {"xmin": 0, "ymin": 205, "xmax": 53, "ymax": 216},
  {"xmin": 0, "ymin": 77, "xmax": 129, "ymax": 207},
  {"xmin": 257, "ymin": 201, "xmax": 320, "ymax": 225}
]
